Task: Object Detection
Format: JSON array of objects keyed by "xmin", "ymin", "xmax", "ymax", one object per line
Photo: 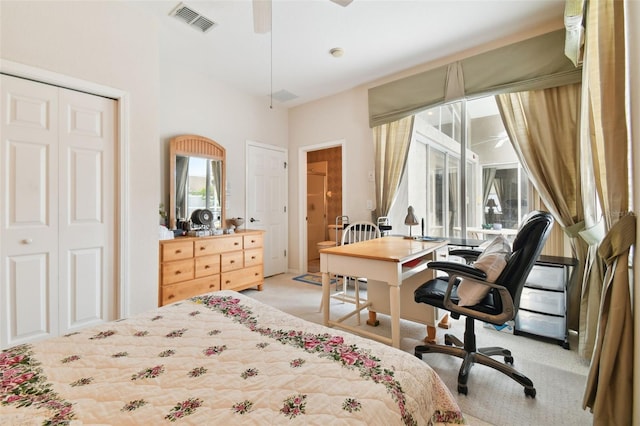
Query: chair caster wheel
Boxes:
[
  {"xmin": 504, "ymin": 356, "xmax": 514, "ymax": 365},
  {"xmin": 457, "ymin": 385, "xmax": 468, "ymax": 395},
  {"xmin": 525, "ymin": 387, "xmax": 536, "ymax": 398}
]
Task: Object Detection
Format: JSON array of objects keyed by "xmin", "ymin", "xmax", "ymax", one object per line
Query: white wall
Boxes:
[
  {"xmin": 287, "ymin": 24, "xmax": 563, "ymax": 273},
  {"xmin": 1, "ymin": 1, "xmax": 160, "ymax": 314},
  {"xmin": 157, "ymin": 61, "xmax": 289, "ymax": 221},
  {"xmin": 0, "ymin": 1, "xmax": 289, "ymax": 315},
  {"xmin": 288, "ymin": 88, "xmax": 375, "ymax": 271}
]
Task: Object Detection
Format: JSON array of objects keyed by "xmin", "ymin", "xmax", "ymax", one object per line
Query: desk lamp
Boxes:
[{"xmin": 404, "ymin": 206, "xmax": 419, "ymax": 238}]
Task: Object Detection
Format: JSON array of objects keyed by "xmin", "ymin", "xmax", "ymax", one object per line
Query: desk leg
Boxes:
[
  {"xmin": 389, "ymin": 286, "xmax": 401, "ymax": 348},
  {"xmin": 438, "ymin": 313, "xmax": 451, "ymax": 329},
  {"xmin": 322, "ymin": 272, "xmax": 330, "ymax": 326},
  {"xmin": 426, "ymin": 326, "xmax": 437, "ymax": 343},
  {"xmin": 366, "ymin": 311, "xmax": 380, "ymax": 326}
]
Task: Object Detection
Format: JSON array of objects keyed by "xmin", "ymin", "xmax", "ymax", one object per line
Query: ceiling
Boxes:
[{"xmin": 131, "ymin": 0, "xmax": 565, "ymax": 108}]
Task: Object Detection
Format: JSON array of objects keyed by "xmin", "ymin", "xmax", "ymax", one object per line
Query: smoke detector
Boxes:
[{"xmin": 170, "ymin": 3, "xmax": 217, "ymax": 33}]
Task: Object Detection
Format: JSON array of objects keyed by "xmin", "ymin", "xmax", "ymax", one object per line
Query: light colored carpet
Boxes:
[{"xmin": 243, "ymin": 273, "xmax": 593, "ymax": 426}]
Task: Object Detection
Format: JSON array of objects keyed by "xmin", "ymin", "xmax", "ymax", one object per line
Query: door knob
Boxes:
[
  {"xmin": 22, "ymin": 238, "xmax": 33, "ymax": 244},
  {"xmin": 250, "ymin": 218, "xmax": 260, "ymax": 223}
]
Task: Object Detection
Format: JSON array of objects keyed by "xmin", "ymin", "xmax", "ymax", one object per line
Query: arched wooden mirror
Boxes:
[{"xmin": 169, "ymin": 135, "xmax": 226, "ymax": 230}]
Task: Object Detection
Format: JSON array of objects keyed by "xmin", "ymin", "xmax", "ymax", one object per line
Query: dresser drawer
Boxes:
[
  {"xmin": 161, "ymin": 276, "xmax": 220, "ymax": 305},
  {"xmin": 221, "ymin": 265, "xmax": 263, "ymax": 290},
  {"xmin": 515, "ymin": 310, "xmax": 566, "ymax": 340},
  {"xmin": 244, "ymin": 248, "xmax": 263, "ymax": 267},
  {"xmin": 208, "ymin": 236, "xmax": 243, "ymax": 253},
  {"xmin": 244, "ymin": 234, "xmax": 263, "ymax": 249},
  {"xmin": 161, "ymin": 259, "xmax": 194, "ymax": 285},
  {"xmin": 520, "ymin": 287, "xmax": 565, "ymax": 316},
  {"xmin": 194, "ymin": 239, "xmax": 220, "ymax": 257},
  {"xmin": 221, "ymin": 251, "xmax": 244, "ymax": 272},
  {"xmin": 162, "ymin": 240, "xmax": 194, "ymax": 262},
  {"xmin": 195, "ymin": 255, "xmax": 220, "ymax": 278},
  {"xmin": 526, "ymin": 264, "xmax": 565, "ymax": 291}
]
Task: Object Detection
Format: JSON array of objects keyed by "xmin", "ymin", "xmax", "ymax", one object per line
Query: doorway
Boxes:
[
  {"xmin": 305, "ymin": 146, "xmax": 343, "ymax": 273},
  {"xmin": 307, "ymin": 162, "xmax": 328, "ymax": 272}
]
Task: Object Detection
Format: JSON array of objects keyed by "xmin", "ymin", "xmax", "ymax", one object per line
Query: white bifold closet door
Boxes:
[{"xmin": 0, "ymin": 74, "xmax": 116, "ymax": 349}]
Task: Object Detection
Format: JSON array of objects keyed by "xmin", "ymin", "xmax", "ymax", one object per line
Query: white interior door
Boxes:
[
  {"xmin": 247, "ymin": 142, "xmax": 287, "ymax": 277},
  {"xmin": 58, "ymin": 88, "xmax": 116, "ymax": 332},
  {"xmin": 1, "ymin": 75, "xmax": 60, "ymax": 347},
  {"xmin": 0, "ymin": 75, "xmax": 116, "ymax": 348}
]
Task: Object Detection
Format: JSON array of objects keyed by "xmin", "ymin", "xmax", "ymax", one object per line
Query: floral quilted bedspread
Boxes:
[{"xmin": 1, "ymin": 290, "xmax": 463, "ymax": 425}]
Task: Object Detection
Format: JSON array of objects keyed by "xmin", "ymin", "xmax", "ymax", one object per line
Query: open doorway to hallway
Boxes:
[{"xmin": 306, "ymin": 146, "xmax": 343, "ymax": 273}]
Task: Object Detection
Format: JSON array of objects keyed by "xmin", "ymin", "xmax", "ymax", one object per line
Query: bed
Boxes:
[{"xmin": 1, "ymin": 290, "xmax": 464, "ymax": 425}]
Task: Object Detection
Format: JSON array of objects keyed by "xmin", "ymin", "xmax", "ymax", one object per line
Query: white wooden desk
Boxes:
[
  {"xmin": 320, "ymin": 236, "xmax": 448, "ymax": 348},
  {"xmin": 466, "ymin": 227, "xmax": 518, "ymax": 239}
]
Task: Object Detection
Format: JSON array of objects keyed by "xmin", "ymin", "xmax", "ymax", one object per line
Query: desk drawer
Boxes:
[{"xmin": 520, "ymin": 287, "xmax": 565, "ymax": 316}]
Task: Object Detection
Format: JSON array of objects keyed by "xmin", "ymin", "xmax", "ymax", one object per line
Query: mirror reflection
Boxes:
[
  {"xmin": 175, "ymin": 156, "xmax": 223, "ymax": 228},
  {"xmin": 169, "ymin": 135, "xmax": 225, "ymax": 231}
]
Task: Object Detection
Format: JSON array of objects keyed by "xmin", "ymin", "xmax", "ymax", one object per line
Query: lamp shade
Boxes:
[
  {"xmin": 404, "ymin": 206, "xmax": 419, "ymax": 226},
  {"xmin": 486, "ymin": 199, "xmax": 497, "ymax": 208}
]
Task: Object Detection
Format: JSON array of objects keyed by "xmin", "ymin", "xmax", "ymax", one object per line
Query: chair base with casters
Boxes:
[
  {"xmin": 414, "ymin": 316, "xmax": 536, "ymax": 397},
  {"xmin": 413, "ymin": 211, "xmax": 554, "ymax": 398}
]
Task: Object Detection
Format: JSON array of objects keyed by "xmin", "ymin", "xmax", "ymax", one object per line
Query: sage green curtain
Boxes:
[
  {"xmin": 581, "ymin": 0, "xmax": 634, "ymax": 423},
  {"xmin": 372, "ymin": 116, "xmax": 414, "ymax": 220},
  {"xmin": 496, "ymin": 83, "xmax": 586, "ymax": 336},
  {"xmin": 369, "ymin": 29, "xmax": 581, "ymax": 127}
]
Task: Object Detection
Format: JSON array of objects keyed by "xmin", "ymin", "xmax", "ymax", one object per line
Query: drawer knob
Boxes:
[
  {"xmin": 200, "ymin": 246, "xmax": 205, "ymax": 250},
  {"xmin": 234, "ymin": 242, "xmax": 239, "ymax": 246},
  {"xmin": 204, "ymin": 265, "xmax": 210, "ymax": 269},
  {"xmin": 209, "ymin": 284, "xmax": 214, "ymax": 288},
  {"xmin": 251, "ymin": 239, "xmax": 256, "ymax": 243},
  {"xmin": 168, "ymin": 294, "xmax": 175, "ymax": 299},
  {"xmin": 230, "ymin": 260, "xmax": 235, "ymax": 264},
  {"xmin": 175, "ymin": 249, "xmax": 182, "ymax": 254},
  {"xmin": 251, "ymin": 256, "xmax": 256, "ymax": 260},
  {"xmin": 254, "ymin": 272, "xmax": 259, "ymax": 276},
  {"xmin": 175, "ymin": 270, "xmax": 181, "ymax": 275},
  {"xmin": 226, "ymin": 280, "xmax": 231, "ymax": 284}
]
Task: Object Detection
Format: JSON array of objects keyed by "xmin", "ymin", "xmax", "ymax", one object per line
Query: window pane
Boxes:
[{"xmin": 429, "ymin": 148, "xmax": 445, "ymax": 237}]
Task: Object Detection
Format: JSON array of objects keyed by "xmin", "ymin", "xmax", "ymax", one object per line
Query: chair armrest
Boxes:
[
  {"xmin": 427, "ymin": 261, "xmax": 487, "ymax": 281},
  {"xmin": 440, "ymin": 275, "xmax": 516, "ymax": 325},
  {"xmin": 448, "ymin": 249, "xmax": 482, "ymax": 263}
]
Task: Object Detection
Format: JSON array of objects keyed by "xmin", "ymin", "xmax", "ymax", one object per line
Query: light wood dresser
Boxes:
[{"xmin": 159, "ymin": 230, "xmax": 265, "ymax": 306}]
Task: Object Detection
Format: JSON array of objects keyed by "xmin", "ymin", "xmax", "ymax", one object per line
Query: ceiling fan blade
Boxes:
[
  {"xmin": 253, "ymin": 0, "xmax": 271, "ymax": 34},
  {"xmin": 330, "ymin": 0, "xmax": 354, "ymax": 6}
]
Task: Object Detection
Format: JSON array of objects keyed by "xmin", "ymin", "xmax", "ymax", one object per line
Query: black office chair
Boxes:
[{"xmin": 414, "ymin": 211, "xmax": 554, "ymax": 398}]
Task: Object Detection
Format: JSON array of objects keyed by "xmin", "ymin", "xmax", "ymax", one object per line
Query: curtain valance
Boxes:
[{"xmin": 368, "ymin": 29, "xmax": 582, "ymax": 127}]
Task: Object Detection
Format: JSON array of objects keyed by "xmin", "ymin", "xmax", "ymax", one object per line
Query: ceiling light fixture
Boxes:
[{"xmin": 330, "ymin": 48, "xmax": 344, "ymax": 58}]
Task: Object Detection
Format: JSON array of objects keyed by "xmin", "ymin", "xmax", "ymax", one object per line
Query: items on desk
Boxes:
[{"xmin": 404, "ymin": 205, "xmax": 419, "ymax": 238}]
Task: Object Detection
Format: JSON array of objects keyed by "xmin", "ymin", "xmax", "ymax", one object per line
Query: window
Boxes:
[{"xmin": 388, "ymin": 96, "xmax": 533, "ymax": 238}]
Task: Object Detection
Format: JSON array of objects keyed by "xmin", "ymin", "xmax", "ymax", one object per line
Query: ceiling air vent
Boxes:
[{"xmin": 170, "ymin": 3, "xmax": 217, "ymax": 33}]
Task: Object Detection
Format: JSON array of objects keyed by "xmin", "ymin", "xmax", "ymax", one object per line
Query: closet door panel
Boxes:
[
  {"xmin": 58, "ymin": 89, "xmax": 116, "ymax": 333},
  {"xmin": 7, "ymin": 254, "xmax": 51, "ymax": 345},
  {"xmin": 1, "ymin": 75, "xmax": 59, "ymax": 349},
  {"xmin": 66, "ymin": 248, "xmax": 102, "ymax": 329}
]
